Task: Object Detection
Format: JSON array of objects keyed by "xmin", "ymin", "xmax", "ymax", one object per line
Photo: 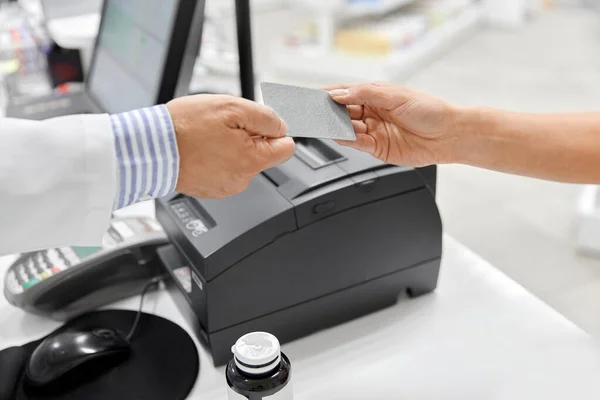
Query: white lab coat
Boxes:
[{"xmin": 0, "ymin": 115, "xmax": 116, "ymax": 256}]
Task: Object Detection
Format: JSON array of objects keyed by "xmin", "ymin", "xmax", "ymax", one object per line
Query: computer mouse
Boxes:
[{"xmin": 25, "ymin": 328, "xmax": 130, "ymax": 386}]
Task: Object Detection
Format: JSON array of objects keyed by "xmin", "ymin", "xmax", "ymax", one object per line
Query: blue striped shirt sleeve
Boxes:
[{"xmin": 109, "ymin": 104, "xmax": 179, "ymax": 209}]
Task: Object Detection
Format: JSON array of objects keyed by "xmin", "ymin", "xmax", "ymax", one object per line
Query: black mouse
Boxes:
[{"xmin": 25, "ymin": 328, "xmax": 130, "ymax": 386}]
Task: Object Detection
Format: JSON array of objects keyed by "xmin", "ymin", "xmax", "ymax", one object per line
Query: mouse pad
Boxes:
[
  {"xmin": 0, "ymin": 310, "xmax": 199, "ymax": 400},
  {"xmin": 261, "ymin": 82, "xmax": 356, "ymax": 141}
]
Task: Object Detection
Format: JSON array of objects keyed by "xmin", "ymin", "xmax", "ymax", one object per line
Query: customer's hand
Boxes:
[
  {"xmin": 167, "ymin": 95, "xmax": 295, "ymax": 198},
  {"xmin": 328, "ymin": 82, "xmax": 458, "ymax": 166}
]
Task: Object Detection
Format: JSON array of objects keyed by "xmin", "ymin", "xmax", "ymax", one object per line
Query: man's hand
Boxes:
[
  {"xmin": 328, "ymin": 82, "xmax": 458, "ymax": 166},
  {"xmin": 167, "ymin": 95, "xmax": 295, "ymax": 198}
]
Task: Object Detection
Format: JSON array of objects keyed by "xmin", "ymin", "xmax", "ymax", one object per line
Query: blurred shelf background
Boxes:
[
  {"xmin": 270, "ymin": 2, "xmax": 483, "ymax": 84},
  {"xmin": 197, "ymin": 0, "xmax": 488, "ymax": 92},
  {"xmin": 195, "ymin": 0, "xmax": 557, "ymax": 90},
  {"xmin": 294, "ymin": 0, "xmax": 420, "ymax": 19}
]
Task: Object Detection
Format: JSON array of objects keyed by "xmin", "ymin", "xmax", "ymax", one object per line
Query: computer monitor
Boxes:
[{"xmin": 87, "ymin": 0, "xmax": 206, "ymax": 113}]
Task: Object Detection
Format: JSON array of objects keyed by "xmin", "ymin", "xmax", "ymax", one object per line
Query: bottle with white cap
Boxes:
[{"xmin": 226, "ymin": 332, "xmax": 293, "ymax": 400}]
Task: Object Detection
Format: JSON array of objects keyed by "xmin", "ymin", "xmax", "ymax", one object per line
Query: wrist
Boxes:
[{"xmin": 446, "ymin": 106, "xmax": 496, "ymax": 165}]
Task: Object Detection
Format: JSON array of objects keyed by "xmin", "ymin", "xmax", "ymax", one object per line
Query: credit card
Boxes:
[{"xmin": 260, "ymin": 82, "xmax": 356, "ymax": 141}]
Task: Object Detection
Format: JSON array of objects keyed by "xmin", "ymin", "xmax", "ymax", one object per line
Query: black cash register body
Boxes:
[{"xmin": 156, "ymin": 139, "xmax": 443, "ymax": 366}]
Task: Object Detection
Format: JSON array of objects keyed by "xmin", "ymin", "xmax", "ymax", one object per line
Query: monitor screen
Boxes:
[{"xmin": 87, "ymin": 0, "xmax": 179, "ymax": 113}]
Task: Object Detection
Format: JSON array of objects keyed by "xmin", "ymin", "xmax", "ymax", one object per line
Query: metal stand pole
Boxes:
[{"xmin": 235, "ymin": 0, "xmax": 255, "ymax": 101}]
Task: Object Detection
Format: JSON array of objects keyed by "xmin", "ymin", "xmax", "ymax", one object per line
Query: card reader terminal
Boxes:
[{"xmin": 3, "ymin": 217, "xmax": 169, "ymax": 320}]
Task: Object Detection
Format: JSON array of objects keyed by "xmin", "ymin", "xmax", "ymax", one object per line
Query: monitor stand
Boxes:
[{"xmin": 235, "ymin": 0, "xmax": 255, "ymax": 102}]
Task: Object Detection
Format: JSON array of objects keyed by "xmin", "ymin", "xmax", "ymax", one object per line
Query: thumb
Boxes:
[
  {"xmin": 257, "ymin": 137, "xmax": 296, "ymax": 169},
  {"xmin": 328, "ymin": 84, "xmax": 407, "ymax": 110}
]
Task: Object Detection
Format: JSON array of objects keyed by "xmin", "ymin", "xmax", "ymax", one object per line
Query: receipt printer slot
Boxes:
[{"xmin": 295, "ymin": 138, "xmax": 346, "ymax": 169}]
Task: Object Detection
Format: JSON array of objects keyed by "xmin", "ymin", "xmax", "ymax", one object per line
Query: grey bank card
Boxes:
[{"xmin": 260, "ymin": 82, "xmax": 356, "ymax": 141}]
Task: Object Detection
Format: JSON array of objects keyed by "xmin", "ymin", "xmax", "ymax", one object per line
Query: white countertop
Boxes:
[{"xmin": 2, "ymin": 202, "xmax": 600, "ymax": 399}]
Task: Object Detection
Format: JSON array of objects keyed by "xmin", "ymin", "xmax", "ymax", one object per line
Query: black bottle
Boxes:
[{"xmin": 226, "ymin": 332, "xmax": 293, "ymax": 400}]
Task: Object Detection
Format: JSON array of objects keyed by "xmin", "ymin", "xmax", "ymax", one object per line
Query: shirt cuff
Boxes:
[{"xmin": 110, "ymin": 104, "xmax": 179, "ymax": 209}]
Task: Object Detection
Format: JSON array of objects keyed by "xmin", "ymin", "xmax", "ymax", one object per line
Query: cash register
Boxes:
[{"xmin": 156, "ymin": 139, "xmax": 443, "ymax": 366}]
